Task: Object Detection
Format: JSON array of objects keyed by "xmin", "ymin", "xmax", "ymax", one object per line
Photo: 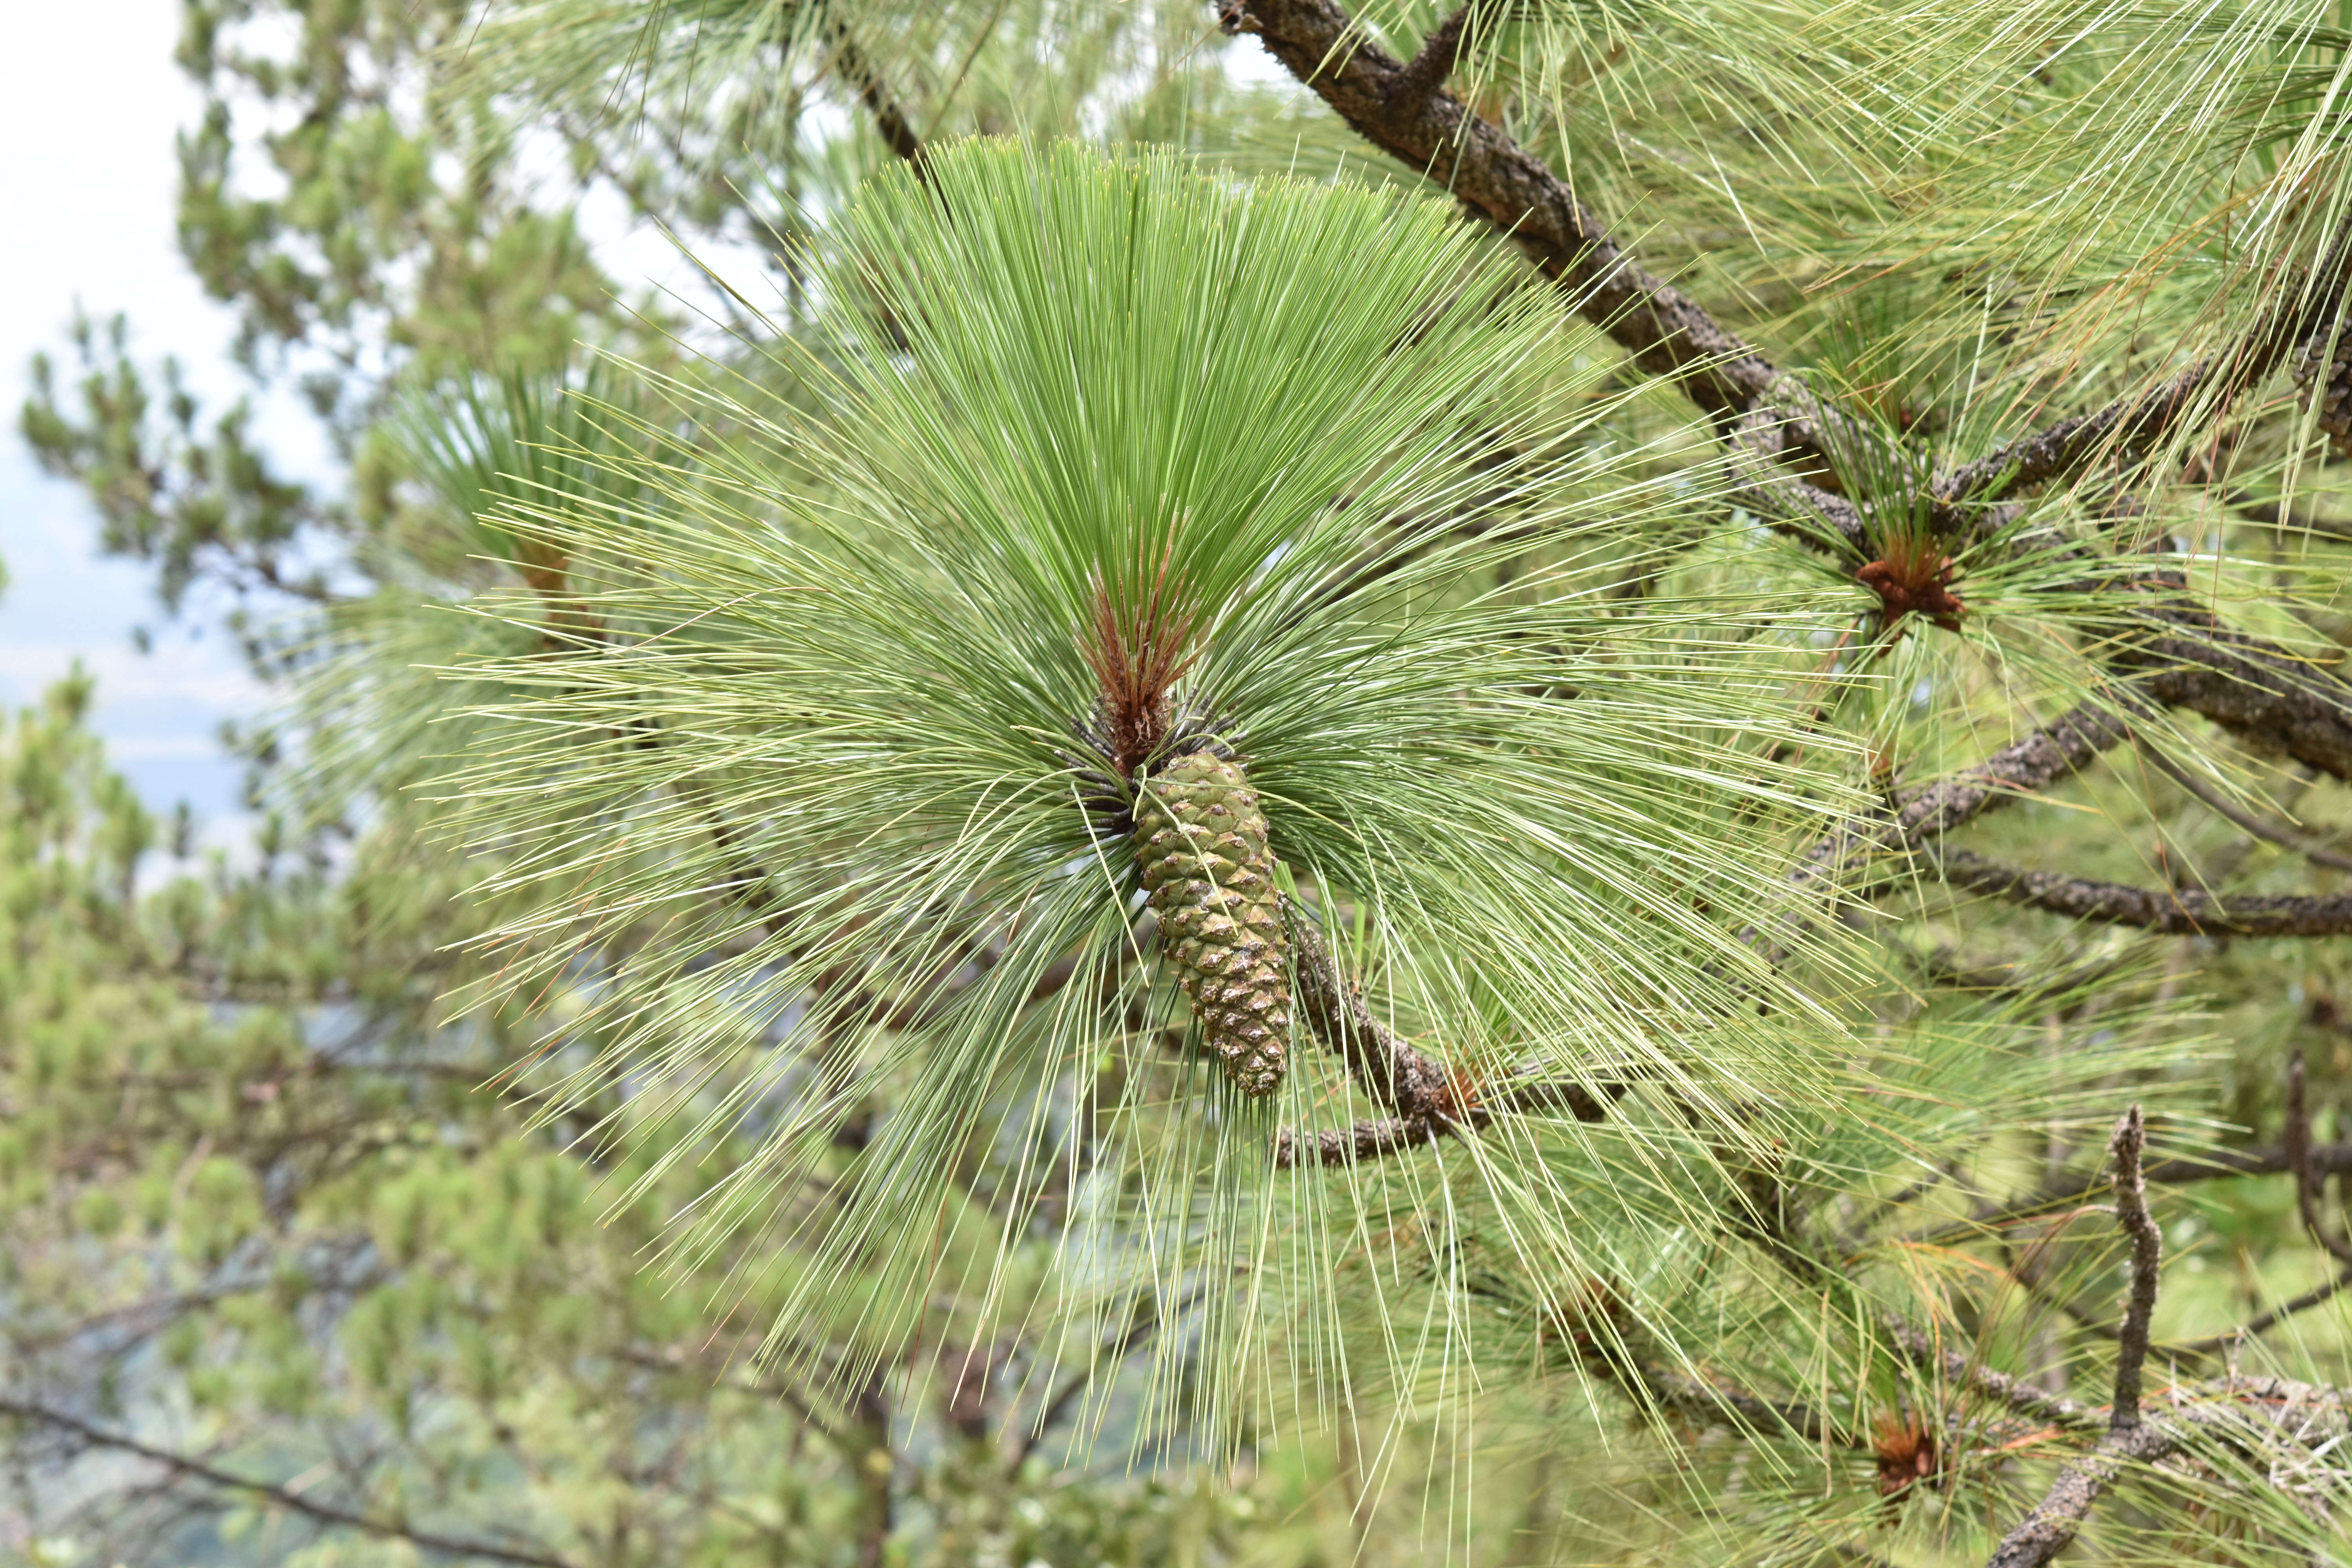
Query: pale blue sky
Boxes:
[
  {"xmin": 0, "ymin": 0, "xmax": 281, "ymax": 823},
  {"xmin": 0, "ymin": 4, "xmax": 799, "ymax": 835}
]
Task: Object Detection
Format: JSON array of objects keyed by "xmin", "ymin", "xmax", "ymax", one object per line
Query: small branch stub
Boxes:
[
  {"xmin": 1390, "ymin": 6, "xmax": 1470, "ymax": 104},
  {"xmin": 2107, "ymin": 1104, "xmax": 2163, "ymax": 1428}
]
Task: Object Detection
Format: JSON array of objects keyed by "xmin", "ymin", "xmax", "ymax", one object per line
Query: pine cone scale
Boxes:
[{"xmin": 1132, "ymin": 753, "xmax": 1290, "ymax": 1097}]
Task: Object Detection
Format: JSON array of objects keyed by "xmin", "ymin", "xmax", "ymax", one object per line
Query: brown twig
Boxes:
[
  {"xmin": 1931, "ymin": 847, "xmax": 2352, "ymax": 936},
  {"xmin": 1981, "ymin": 1421, "xmax": 2178, "ymax": 1568},
  {"xmin": 2108, "ymin": 584, "xmax": 2352, "ymax": 784},
  {"xmin": 1909, "ymin": 1137, "xmax": 2352, "ymax": 1248},
  {"xmin": 2139, "ymin": 750, "xmax": 2352, "ymax": 873},
  {"xmin": 1942, "ymin": 225, "xmax": 2352, "ymax": 508},
  {"xmin": 1213, "ymin": 0, "xmax": 1764, "ymax": 414},
  {"xmin": 1215, "ymin": 0, "xmax": 2352, "ymax": 572},
  {"xmin": 1489, "ymin": 1071, "xmax": 1629, "ymax": 1122},
  {"xmin": 2107, "ymin": 1107, "xmax": 2163, "ymax": 1428},
  {"xmin": 822, "ymin": 11, "xmax": 923, "ymax": 168},
  {"xmin": 1635, "ymin": 1363, "xmax": 1850, "ymax": 1447},
  {"xmin": 1274, "ymin": 1114, "xmax": 1441, "ymax": 1168},
  {"xmin": 1283, "ymin": 900, "xmax": 1454, "ymax": 1122},
  {"xmin": 2286, "ymin": 1044, "xmax": 2352, "ymax": 1267},
  {"xmin": 1213, "ymin": 0, "xmax": 1870, "ymax": 552},
  {"xmin": 1888, "ymin": 1323, "xmax": 2097, "ymax": 1432},
  {"xmin": 0, "ymin": 1399, "xmax": 575, "ymax": 1568},
  {"xmin": 1016, "ymin": 1287, "xmax": 1199, "ymax": 1463},
  {"xmin": 1758, "ymin": 701, "xmax": 2136, "ymax": 962},
  {"xmin": 1535, "ymin": 1279, "xmax": 1855, "ymax": 1446},
  {"xmin": 1275, "ymin": 899, "xmax": 1630, "ymax": 1167},
  {"xmin": 2180, "ymin": 1263, "xmax": 2352, "ymax": 1356},
  {"xmin": 1979, "ymin": 1107, "xmax": 2176, "ymax": 1568}
]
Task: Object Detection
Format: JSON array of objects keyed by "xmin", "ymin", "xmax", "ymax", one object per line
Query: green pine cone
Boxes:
[{"xmin": 1131, "ymin": 752, "xmax": 1289, "ymax": 1097}]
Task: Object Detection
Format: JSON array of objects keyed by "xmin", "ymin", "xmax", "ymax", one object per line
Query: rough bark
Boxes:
[
  {"xmin": 1275, "ymin": 1113, "xmax": 1441, "ymax": 1168},
  {"xmin": 1286, "ymin": 903, "xmax": 1455, "ymax": 1120},
  {"xmin": 1980, "ymin": 1111, "xmax": 2174, "ymax": 1568},
  {"xmin": 2108, "ymin": 597, "xmax": 2352, "ymax": 781},
  {"xmin": 824, "ymin": 14, "xmax": 924, "ymax": 168},
  {"xmin": 1982, "ymin": 1423, "xmax": 2178, "ymax": 1568},
  {"xmin": 1759, "ymin": 702, "xmax": 2136, "ymax": 960},
  {"xmin": 1935, "ymin": 848, "xmax": 2352, "ymax": 936}
]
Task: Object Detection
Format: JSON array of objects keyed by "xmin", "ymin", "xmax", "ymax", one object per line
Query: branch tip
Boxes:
[{"xmin": 2107, "ymin": 1104, "xmax": 2161, "ymax": 1430}]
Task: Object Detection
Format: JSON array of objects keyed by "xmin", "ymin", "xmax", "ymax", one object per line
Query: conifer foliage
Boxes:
[
  {"xmin": 445, "ymin": 141, "xmax": 1847, "ymax": 1437},
  {"xmin": 24, "ymin": 1, "xmax": 2352, "ymax": 1564}
]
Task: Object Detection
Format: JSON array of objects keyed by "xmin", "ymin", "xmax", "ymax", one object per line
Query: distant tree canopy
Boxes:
[{"xmin": 14, "ymin": 4, "xmax": 2352, "ymax": 1567}]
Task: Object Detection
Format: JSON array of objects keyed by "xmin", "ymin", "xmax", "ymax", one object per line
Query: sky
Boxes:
[
  {"xmin": 0, "ymin": 2, "xmax": 777, "ymax": 834},
  {"xmin": 0, "ymin": 0, "xmax": 274, "ymax": 825}
]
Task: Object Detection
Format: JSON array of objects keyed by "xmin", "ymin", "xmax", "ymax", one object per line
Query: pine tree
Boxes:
[{"xmin": 22, "ymin": 2, "xmax": 2352, "ymax": 1565}]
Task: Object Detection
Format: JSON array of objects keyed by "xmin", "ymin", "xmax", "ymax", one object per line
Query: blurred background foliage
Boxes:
[{"xmin": 15, "ymin": 1, "xmax": 2352, "ymax": 1564}]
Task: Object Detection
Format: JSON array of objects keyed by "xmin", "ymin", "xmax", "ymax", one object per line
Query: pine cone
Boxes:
[
  {"xmin": 2293, "ymin": 332, "xmax": 2352, "ymax": 457},
  {"xmin": 1132, "ymin": 752, "xmax": 1289, "ymax": 1096}
]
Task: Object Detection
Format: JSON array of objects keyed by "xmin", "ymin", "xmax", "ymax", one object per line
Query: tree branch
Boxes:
[
  {"xmin": 1980, "ymin": 1107, "xmax": 2175, "ymax": 1568},
  {"xmin": 1888, "ymin": 1323, "xmax": 2098, "ymax": 1432},
  {"xmin": 1911, "ymin": 1137, "xmax": 2352, "ymax": 1248},
  {"xmin": 1274, "ymin": 1113, "xmax": 1441, "ymax": 1169},
  {"xmin": 2286, "ymin": 1044, "xmax": 2352, "ymax": 1267},
  {"xmin": 1214, "ymin": 0, "xmax": 1764, "ymax": 419},
  {"xmin": 1933, "ymin": 847, "xmax": 2352, "ymax": 936},
  {"xmin": 2180, "ymin": 1262, "xmax": 2352, "ymax": 1356},
  {"xmin": 0, "ymin": 1399, "xmax": 575, "ymax": 1568},
  {"xmin": 2139, "ymin": 750, "xmax": 2352, "ymax": 873},
  {"xmin": 1214, "ymin": 0, "xmax": 1869, "ymax": 552},
  {"xmin": 1758, "ymin": 701, "xmax": 2136, "ymax": 961},
  {"xmin": 2107, "ymin": 1107, "xmax": 2163, "ymax": 1429},
  {"xmin": 823, "ymin": 11, "xmax": 923, "ymax": 168},
  {"xmin": 1388, "ymin": 4, "xmax": 1469, "ymax": 103},
  {"xmin": 1284, "ymin": 900, "xmax": 1455, "ymax": 1122},
  {"xmin": 1625, "ymin": 1361, "xmax": 1851, "ymax": 1447},
  {"xmin": 1943, "ymin": 229, "xmax": 2352, "ymax": 507},
  {"xmin": 1015, "ymin": 1289, "xmax": 1191, "ymax": 1463},
  {"xmin": 1276, "ymin": 898, "xmax": 1629, "ymax": 1167},
  {"xmin": 1220, "ymin": 0, "xmax": 2352, "ymax": 785},
  {"xmin": 1538, "ymin": 1282, "xmax": 1856, "ymax": 1446},
  {"xmin": 2103, "ymin": 583, "xmax": 2352, "ymax": 784},
  {"xmin": 1982, "ymin": 1423, "xmax": 2177, "ymax": 1568}
]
